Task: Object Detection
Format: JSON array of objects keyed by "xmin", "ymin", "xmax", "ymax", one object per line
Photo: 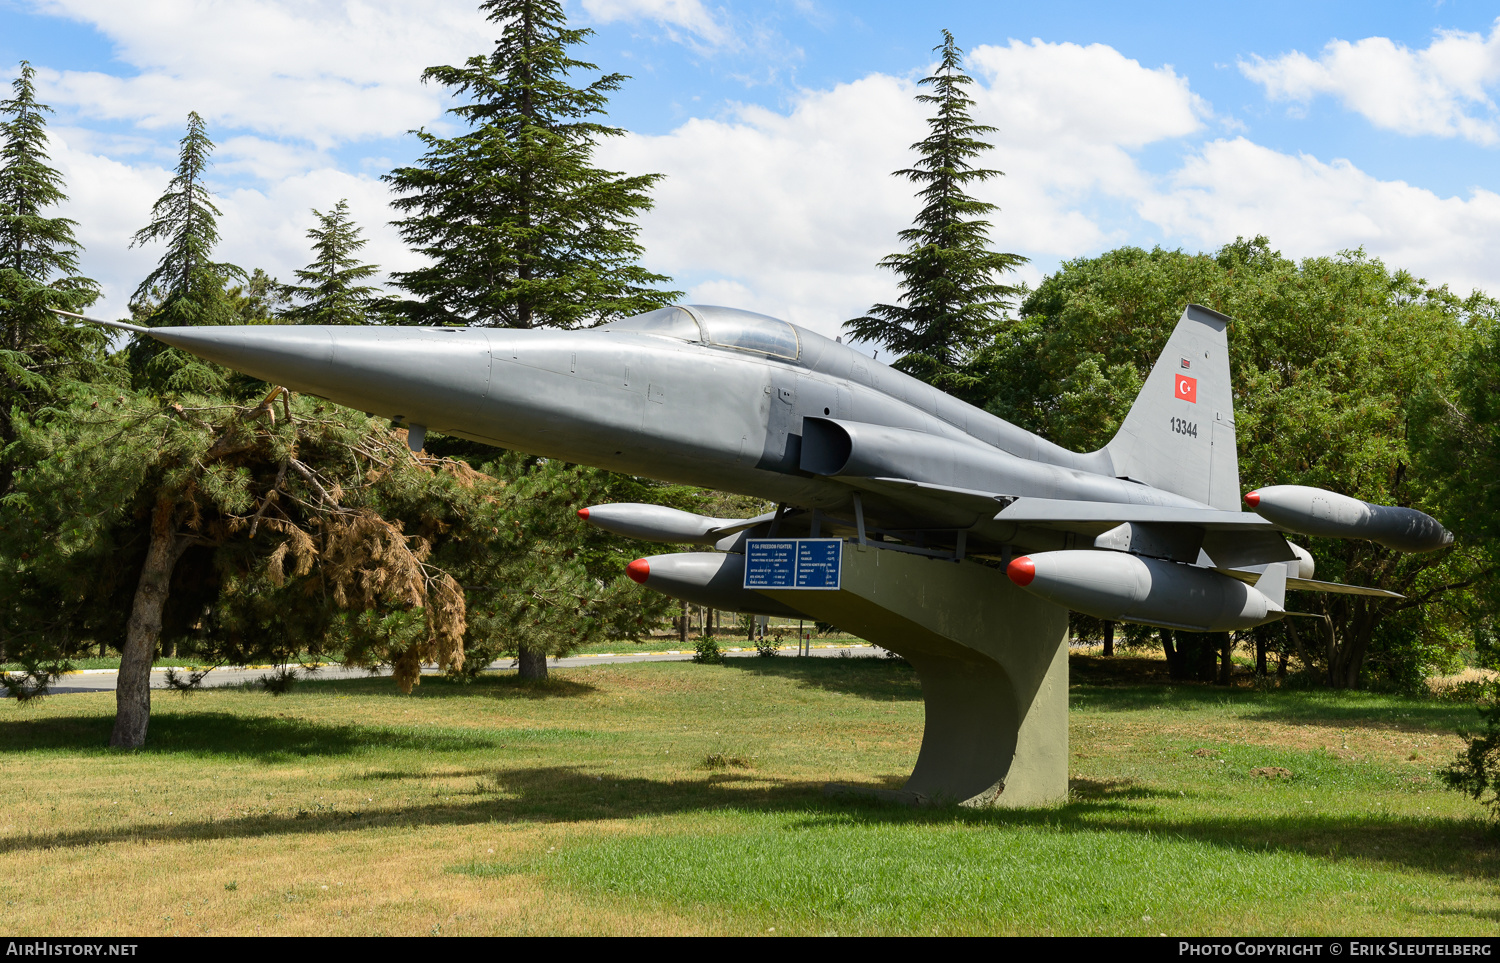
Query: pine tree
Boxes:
[
  {"xmin": 127, "ymin": 112, "xmax": 244, "ymax": 391},
  {"xmin": 846, "ymin": 31, "xmax": 1026, "ymax": 388},
  {"xmin": 280, "ymin": 200, "xmax": 382, "ymax": 325},
  {"xmin": 384, "ymin": 0, "xmax": 678, "ymax": 329},
  {"xmin": 0, "ymin": 61, "xmax": 103, "ymax": 498}
]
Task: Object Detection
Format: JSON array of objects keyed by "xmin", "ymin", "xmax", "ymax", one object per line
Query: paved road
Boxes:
[{"xmin": 8, "ymin": 643, "xmax": 888, "ymax": 696}]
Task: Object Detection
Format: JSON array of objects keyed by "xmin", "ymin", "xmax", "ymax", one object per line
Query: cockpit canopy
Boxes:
[{"xmin": 600, "ymin": 305, "xmax": 800, "ymax": 361}]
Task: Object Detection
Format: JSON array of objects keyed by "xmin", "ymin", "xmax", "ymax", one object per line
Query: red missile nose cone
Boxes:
[
  {"xmin": 1244, "ymin": 490, "xmax": 1261, "ymax": 507},
  {"xmin": 626, "ymin": 558, "xmax": 650, "ymax": 584},
  {"xmin": 1007, "ymin": 556, "xmax": 1036, "ymax": 587},
  {"xmin": 577, "ymin": 507, "xmax": 590, "ymax": 520}
]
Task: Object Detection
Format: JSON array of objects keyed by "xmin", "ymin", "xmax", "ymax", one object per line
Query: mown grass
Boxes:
[
  {"xmin": 0, "ymin": 655, "xmax": 1494, "ymax": 935},
  {"xmin": 0, "ymin": 633, "xmax": 864, "ymax": 672}
]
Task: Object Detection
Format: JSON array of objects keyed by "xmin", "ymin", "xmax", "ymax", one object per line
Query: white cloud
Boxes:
[
  {"xmin": 580, "ymin": 0, "xmax": 728, "ymax": 47},
  {"xmin": 31, "ymin": 0, "xmax": 495, "ymax": 147},
  {"xmin": 1138, "ymin": 137, "xmax": 1500, "ymax": 296},
  {"xmin": 1241, "ymin": 20, "xmax": 1500, "ymax": 144},
  {"xmin": 25, "ymin": 7, "xmax": 1500, "ymax": 342},
  {"xmin": 51, "ymin": 134, "xmax": 419, "ymax": 320},
  {"xmin": 601, "ymin": 39, "xmax": 1208, "ymax": 338}
]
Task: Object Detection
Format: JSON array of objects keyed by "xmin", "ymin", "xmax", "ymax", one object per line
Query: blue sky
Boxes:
[{"xmin": 3, "ymin": 0, "xmax": 1498, "ymax": 338}]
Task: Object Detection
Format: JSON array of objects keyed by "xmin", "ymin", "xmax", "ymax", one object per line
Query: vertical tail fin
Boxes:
[{"xmin": 1102, "ymin": 304, "xmax": 1241, "ymax": 510}]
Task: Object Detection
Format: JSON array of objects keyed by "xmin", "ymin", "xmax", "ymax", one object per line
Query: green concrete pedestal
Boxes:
[{"xmin": 763, "ymin": 542, "xmax": 1070, "ymax": 808}]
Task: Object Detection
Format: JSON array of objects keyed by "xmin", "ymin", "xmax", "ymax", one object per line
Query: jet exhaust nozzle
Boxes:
[
  {"xmin": 579, "ymin": 503, "xmax": 766, "ymax": 545},
  {"xmin": 1007, "ymin": 550, "xmax": 1284, "ymax": 632},
  {"xmin": 627, "ymin": 552, "xmax": 809, "ymax": 618},
  {"xmin": 1244, "ymin": 485, "xmax": 1452, "ymax": 553}
]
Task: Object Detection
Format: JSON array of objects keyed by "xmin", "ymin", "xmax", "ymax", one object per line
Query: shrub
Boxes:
[{"xmin": 692, "ymin": 636, "xmax": 722, "ymax": 665}]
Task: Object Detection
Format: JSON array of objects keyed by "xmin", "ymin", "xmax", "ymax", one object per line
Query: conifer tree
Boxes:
[
  {"xmin": 384, "ymin": 0, "xmax": 677, "ymax": 329},
  {"xmin": 0, "ymin": 61, "xmax": 103, "ymax": 494},
  {"xmin": 280, "ymin": 200, "xmax": 382, "ymax": 325},
  {"xmin": 846, "ymin": 31, "xmax": 1026, "ymax": 389},
  {"xmin": 126, "ymin": 112, "xmax": 244, "ymax": 393}
]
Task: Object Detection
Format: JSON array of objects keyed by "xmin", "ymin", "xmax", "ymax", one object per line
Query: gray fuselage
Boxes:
[{"xmin": 153, "ymin": 306, "xmax": 1208, "ymax": 552}]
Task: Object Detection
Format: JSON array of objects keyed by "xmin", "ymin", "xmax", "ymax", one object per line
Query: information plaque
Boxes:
[{"xmin": 743, "ymin": 538, "xmax": 842, "ymax": 590}]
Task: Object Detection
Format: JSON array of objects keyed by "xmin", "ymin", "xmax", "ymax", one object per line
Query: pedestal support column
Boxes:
[{"xmin": 763, "ymin": 542, "xmax": 1069, "ymax": 807}]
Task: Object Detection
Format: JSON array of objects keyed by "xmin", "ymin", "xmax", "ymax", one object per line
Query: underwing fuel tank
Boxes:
[
  {"xmin": 625, "ymin": 552, "xmax": 808, "ymax": 618},
  {"xmin": 578, "ymin": 504, "xmax": 768, "ymax": 544},
  {"xmin": 1245, "ymin": 486, "xmax": 1452, "ymax": 553},
  {"xmin": 1006, "ymin": 550, "xmax": 1284, "ymax": 632}
]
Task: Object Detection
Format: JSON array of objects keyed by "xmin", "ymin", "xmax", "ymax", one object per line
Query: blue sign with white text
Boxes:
[{"xmin": 744, "ymin": 538, "xmax": 842, "ymax": 590}]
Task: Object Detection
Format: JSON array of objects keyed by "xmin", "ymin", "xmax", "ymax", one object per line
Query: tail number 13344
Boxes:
[{"xmin": 1170, "ymin": 417, "xmax": 1198, "ymax": 438}]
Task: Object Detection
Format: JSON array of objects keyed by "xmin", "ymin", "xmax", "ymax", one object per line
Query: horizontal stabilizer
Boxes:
[
  {"xmin": 1216, "ymin": 566, "xmax": 1403, "ymax": 599},
  {"xmin": 1287, "ymin": 577, "xmax": 1401, "ymax": 598}
]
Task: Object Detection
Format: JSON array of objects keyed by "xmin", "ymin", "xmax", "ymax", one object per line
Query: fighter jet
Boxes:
[{"xmin": 64, "ymin": 302, "xmax": 1450, "ymax": 634}]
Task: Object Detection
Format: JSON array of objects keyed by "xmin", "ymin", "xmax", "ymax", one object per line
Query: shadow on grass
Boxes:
[
  {"xmin": 1067, "ymin": 777, "xmax": 1179, "ymax": 801},
  {"xmin": 294, "ymin": 673, "xmax": 599, "ymax": 701},
  {"xmin": 0, "ymin": 711, "xmax": 508, "ymax": 760},
  {"xmin": 712, "ymin": 654, "xmax": 922, "ymax": 702},
  {"xmin": 1072, "ymin": 682, "xmax": 1475, "ymax": 734},
  {"xmin": 1, "ymin": 762, "xmax": 1495, "ymax": 882}
]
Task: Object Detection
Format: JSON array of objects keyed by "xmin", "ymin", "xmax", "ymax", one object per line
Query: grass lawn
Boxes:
[
  {"xmin": 1, "ymin": 654, "xmax": 1495, "ymax": 936},
  {"xmin": 0, "ymin": 632, "xmax": 864, "ymax": 673}
]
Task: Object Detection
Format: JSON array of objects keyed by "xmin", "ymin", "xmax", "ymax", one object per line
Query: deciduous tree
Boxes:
[{"xmin": 976, "ymin": 238, "xmax": 1489, "ymax": 688}]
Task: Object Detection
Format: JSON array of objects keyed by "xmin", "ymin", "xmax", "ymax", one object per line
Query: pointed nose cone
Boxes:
[
  {"xmin": 626, "ymin": 558, "xmax": 650, "ymax": 584},
  {"xmin": 1007, "ymin": 556, "xmax": 1036, "ymax": 587},
  {"xmin": 147, "ymin": 325, "xmax": 337, "ymax": 390},
  {"xmin": 1244, "ymin": 490, "xmax": 1261, "ymax": 507},
  {"xmin": 577, "ymin": 507, "xmax": 590, "ymax": 520},
  {"xmin": 146, "ymin": 324, "xmax": 494, "ymax": 432}
]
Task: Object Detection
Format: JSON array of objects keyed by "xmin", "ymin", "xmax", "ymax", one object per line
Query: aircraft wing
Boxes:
[
  {"xmin": 846, "ymin": 477, "xmax": 1012, "ymax": 523},
  {"xmin": 835, "ymin": 478, "xmax": 1280, "ymax": 534},
  {"xmin": 993, "ymin": 497, "xmax": 1278, "ymax": 531}
]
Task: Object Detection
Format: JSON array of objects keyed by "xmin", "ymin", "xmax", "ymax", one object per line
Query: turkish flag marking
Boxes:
[{"xmin": 1175, "ymin": 374, "xmax": 1198, "ymax": 403}]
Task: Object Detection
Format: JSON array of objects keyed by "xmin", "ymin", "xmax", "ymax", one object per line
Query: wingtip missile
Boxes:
[
  {"xmin": 1244, "ymin": 485, "xmax": 1451, "ymax": 552},
  {"xmin": 579, "ymin": 503, "xmax": 774, "ymax": 544}
]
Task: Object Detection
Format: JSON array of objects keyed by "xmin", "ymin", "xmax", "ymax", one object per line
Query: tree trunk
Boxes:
[
  {"xmin": 1285, "ymin": 617, "xmax": 1313, "ymax": 674},
  {"xmin": 1103, "ymin": 621, "xmax": 1115, "ymax": 657},
  {"xmin": 1192, "ymin": 635, "xmax": 1217, "ymax": 681},
  {"xmin": 1217, "ymin": 632, "xmax": 1233, "ymax": 686},
  {"xmin": 678, "ymin": 607, "xmax": 688, "ymax": 645},
  {"xmin": 112, "ymin": 497, "xmax": 186, "ymax": 749},
  {"xmin": 1330, "ymin": 600, "xmax": 1373, "ymax": 689},
  {"xmin": 517, "ymin": 644, "xmax": 548, "ymax": 680},
  {"xmin": 1161, "ymin": 629, "xmax": 1186, "ymax": 680}
]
